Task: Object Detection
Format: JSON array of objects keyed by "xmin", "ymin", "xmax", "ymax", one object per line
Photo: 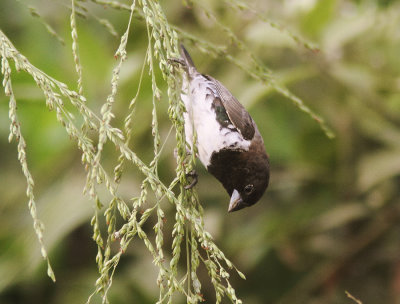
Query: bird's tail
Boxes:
[{"xmin": 179, "ymin": 44, "xmax": 197, "ymax": 76}]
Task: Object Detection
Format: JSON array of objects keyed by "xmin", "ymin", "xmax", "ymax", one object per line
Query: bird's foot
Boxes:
[
  {"xmin": 184, "ymin": 170, "xmax": 198, "ymax": 190},
  {"xmin": 168, "ymin": 57, "xmax": 185, "ymax": 67}
]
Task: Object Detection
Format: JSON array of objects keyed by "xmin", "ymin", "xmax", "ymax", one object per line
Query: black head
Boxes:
[
  {"xmin": 226, "ymin": 133, "xmax": 270, "ymax": 212},
  {"xmin": 207, "ymin": 140, "xmax": 270, "ymax": 212},
  {"xmin": 228, "ymin": 163, "xmax": 270, "ymax": 212}
]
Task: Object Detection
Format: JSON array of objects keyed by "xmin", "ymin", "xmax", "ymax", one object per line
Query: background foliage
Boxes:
[{"xmin": 1, "ymin": 0, "xmax": 400, "ymax": 303}]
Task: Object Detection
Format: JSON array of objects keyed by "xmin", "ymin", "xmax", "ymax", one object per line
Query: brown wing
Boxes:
[{"xmin": 208, "ymin": 76, "xmax": 255, "ymax": 140}]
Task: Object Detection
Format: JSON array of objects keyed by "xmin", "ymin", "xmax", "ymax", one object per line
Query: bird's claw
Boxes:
[
  {"xmin": 168, "ymin": 57, "xmax": 185, "ymax": 66},
  {"xmin": 184, "ymin": 170, "xmax": 198, "ymax": 190}
]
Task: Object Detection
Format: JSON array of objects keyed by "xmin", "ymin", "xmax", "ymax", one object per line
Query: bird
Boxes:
[{"xmin": 172, "ymin": 44, "xmax": 270, "ymax": 212}]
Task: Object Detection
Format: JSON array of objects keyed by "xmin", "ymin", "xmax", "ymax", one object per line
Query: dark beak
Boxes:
[{"xmin": 228, "ymin": 189, "xmax": 245, "ymax": 212}]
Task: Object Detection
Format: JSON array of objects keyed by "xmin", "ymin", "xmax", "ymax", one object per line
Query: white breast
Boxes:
[{"xmin": 181, "ymin": 74, "xmax": 250, "ymax": 167}]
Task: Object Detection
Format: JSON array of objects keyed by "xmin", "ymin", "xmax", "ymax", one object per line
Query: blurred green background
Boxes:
[{"xmin": 1, "ymin": 0, "xmax": 400, "ymax": 303}]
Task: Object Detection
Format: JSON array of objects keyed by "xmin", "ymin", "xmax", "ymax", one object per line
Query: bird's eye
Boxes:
[{"xmin": 244, "ymin": 184, "xmax": 254, "ymax": 195}]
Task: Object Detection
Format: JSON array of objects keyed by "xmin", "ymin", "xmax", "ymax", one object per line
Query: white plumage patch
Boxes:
[{"xmin": 182, "ymin": 73, "xmax": 251, "ymax": 167}]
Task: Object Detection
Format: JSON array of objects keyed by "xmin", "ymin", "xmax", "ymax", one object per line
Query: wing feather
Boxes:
[{"xmin": 208, "ymin": 76, "xmax": 255, "ymax": 140}]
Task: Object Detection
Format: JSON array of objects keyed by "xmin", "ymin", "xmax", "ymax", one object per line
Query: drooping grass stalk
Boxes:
[{"xmin": 0, "ymin": 48, "xmax": 56, "ymax": 282}]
